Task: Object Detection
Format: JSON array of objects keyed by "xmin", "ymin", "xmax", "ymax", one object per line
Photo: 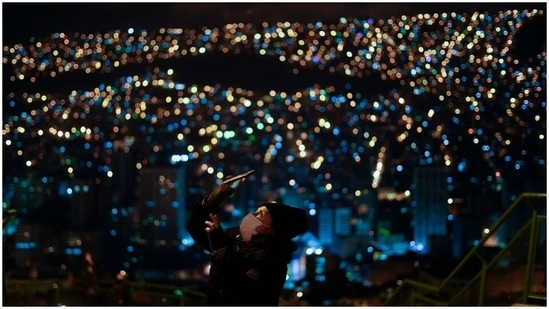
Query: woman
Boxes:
[{"xmin": 187, "ymin": 173, "xmax": 308, "ymax": 305}]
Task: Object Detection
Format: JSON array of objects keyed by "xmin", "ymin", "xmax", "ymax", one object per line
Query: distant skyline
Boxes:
[{"xmin": 2, "ymin": 1, "xmax": 545, "ymax": 44}]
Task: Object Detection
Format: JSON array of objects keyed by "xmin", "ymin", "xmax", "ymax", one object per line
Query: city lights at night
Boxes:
[{"xmin": 2, "ymin": 2, "xmax": 546, "ymax": 306}]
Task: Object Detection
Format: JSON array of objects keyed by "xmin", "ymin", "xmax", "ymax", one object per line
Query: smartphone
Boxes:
[
  {"xmin": 228, "ymin": 178, "xmax": 242, "ymax": 188},
  {"xmin": 223, "ymin": 169, "xmax": 255, "ymax": 188}
]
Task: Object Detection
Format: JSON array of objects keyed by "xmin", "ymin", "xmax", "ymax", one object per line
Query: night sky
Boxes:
[{"xmin": 2, "ymin": 2, "xmax": 545, "ymax": 44}]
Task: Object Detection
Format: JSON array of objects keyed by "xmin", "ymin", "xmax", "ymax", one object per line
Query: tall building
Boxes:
[
  {"xmin": 317, "ymin": 206, "xmax": 335, "ymax": 250},
  {"xmin": 411, "ymin": 166, "xmax": 450, "ymax": 255},
  {"xmin": 334, "ymin": 207, "xmax": 352, "ymax": 236},
  {"xmin": 133, "ymin": 166, "xmax": 188, "ymax": 249}
]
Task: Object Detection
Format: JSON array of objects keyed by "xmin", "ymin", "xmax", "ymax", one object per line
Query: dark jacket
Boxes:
[{"xmin": 187, "ymin": 185, "xmax": 297, "ymax": 306}]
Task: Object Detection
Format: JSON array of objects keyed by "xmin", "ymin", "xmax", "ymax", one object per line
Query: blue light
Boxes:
[
  {"xmin": 15, "ymin": 241, "xmax": 36, "ymax": 249},
  {"xmin": 64, "ymin": 247, "xmax": 82, "ymax": 255},
  {"xmin": 458, "ymin": 161, "xmax": 467, "ymax": 172}
]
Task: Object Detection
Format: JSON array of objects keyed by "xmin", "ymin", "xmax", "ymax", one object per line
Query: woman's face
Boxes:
[{"xmin": 252, "ymin": 206, "xmax": 273, "ymax": 226}]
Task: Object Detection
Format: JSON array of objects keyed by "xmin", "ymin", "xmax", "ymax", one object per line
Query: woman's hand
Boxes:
[{"xmin": 205, "ymin": 213, "xmax": 220, "ymax": 232}]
